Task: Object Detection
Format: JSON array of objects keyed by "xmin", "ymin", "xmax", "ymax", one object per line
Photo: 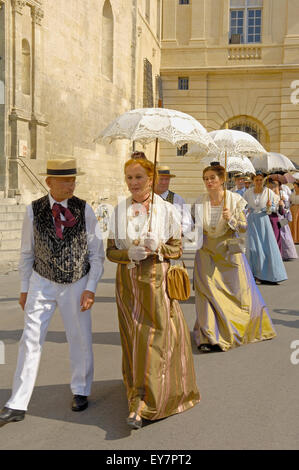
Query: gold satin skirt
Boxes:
[
  {"xmin": 194, "ymin": 231, "xmax": 276, "ymax": 351},
  {"xmin": 290, "ymin": 204, "xmax": 299, "ymax": 243},
  {"xmin": 115, "ymin": 256, "xmax": 200, "ymax": 420}
]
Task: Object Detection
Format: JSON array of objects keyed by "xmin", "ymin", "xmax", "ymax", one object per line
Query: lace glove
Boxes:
[
  {"xmin": 144, "ymin": 232, "xmax": 160, "ymax": 252},
  {"xmin": 128, "ymin": 245, "xmax": 148, "ymax": 262}
]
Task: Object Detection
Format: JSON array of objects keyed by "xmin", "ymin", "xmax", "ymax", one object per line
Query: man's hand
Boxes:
[
  {"xmin": 80, "ymin": 290, "xmax": 95, "ymax": 312},
  {"xmin": 19, "ymin": 292, "xmax": 28, "ymax": 311}
]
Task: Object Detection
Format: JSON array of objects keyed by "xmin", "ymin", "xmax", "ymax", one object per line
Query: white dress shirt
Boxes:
[
  {"xmin": 19, "ymin": 193, "xmax": 105, "ymax": 293},
  {"xmin": 160, "ymin": 190, "xmax": 194, "ymax": 235}
]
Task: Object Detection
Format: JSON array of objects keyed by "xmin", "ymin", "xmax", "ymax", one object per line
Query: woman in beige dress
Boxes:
[
  {"xmin": 193, "ymin": 165, "xmax": 276, "ymax": 352},
  {"xmin": 106, "ymin": 155, "xmax": 200, "ymax": 429}
]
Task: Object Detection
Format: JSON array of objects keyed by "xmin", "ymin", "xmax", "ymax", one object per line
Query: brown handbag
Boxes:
[{"xmin": 166, "ymin": 262, "xmax": 191, "ymax": 301}]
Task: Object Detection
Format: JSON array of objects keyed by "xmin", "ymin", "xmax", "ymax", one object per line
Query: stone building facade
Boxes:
[
  {"xmin": 1, "ymin": 0, "xmax": 299, "ymax": 205},
  {"xmin": 159, "ymin": 0, "xmax": 299, "ymax": 200},
  {"xmin": 0, "ymin": 0, "xmax": 162, "ymax": 205}
]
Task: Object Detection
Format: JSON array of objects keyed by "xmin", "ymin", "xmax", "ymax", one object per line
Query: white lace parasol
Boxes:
[
  {"xmin": 187, "ymin": 128, "xmax": 266, "ymax": 159},
  {"xmin": 251, "ymin": 152, "xmax": 296, "ymax": 173},
  {"xmin": 200, "ymin": 155, "xmax": 256, "ymax": 174},
  {"xmin": 96, "ymin": 107, "xmax": 216, "ymax": 154}
]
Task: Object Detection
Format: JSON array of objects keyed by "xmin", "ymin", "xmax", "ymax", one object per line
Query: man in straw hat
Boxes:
[
  {"xmin": 233, "ymin": 173, "xmax": 246, "ymax": 197},
  {"xmin": 0, "ymin": 158, "xmax": 105, "ymax": 425},
  {"xmin": 155, "ymin": 165, "xmax": 193, "ymax": 237}
]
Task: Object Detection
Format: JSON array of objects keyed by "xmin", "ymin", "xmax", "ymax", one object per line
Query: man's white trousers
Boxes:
[{"xmin": 6, "ymin": 271, "xmax": 94, "ymax": 411}]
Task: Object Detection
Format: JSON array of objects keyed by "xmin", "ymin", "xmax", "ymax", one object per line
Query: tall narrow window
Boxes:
[
  {"xmin": 22, "ymin": 39, "xmax": 30, "ymax": 95},
  {"xmin": 143, "ymin": 58, "xmax": 153, "ymax": 107},
  {"xmin": 102, "ymin": 0, "xmax": 114, "ymax": 81},
  {"xmin": 229, "ymin": 0, "xmax": 262, "ymax": 44}
]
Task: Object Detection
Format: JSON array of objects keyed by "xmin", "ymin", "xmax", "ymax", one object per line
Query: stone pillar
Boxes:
[
  {"xmin": 219, "ymin": 0, "xmax": 230, "ymax": 46},
  {"xmin": 190, "ymin": 0, "xmax": 206, "ymax": 43},
  {"xmin": 0, "ymin": 0, "xmax": 6, "ymax": 192},
  {"xmin": 162, "ymin": 0, "xmax": 176, "ymax": 41},
  {"xmin": 262, "ymin": 0, "xmax": 273, "ymax": 44},
  {"xmin": 30, "ymin": 5, "xmax": 44, "ymax": 159},
  {"xmin": 284, "ymin": 0, "xmax": 299, "ymax": 63},
  {"xmin": 175, "ymin": 1, "xmax": 191, "ymax": 46},
  {"xmin": 8, "ymin": 0, "xmax": 27, "ymax": 196},
  {"xmin": 9, "ymin": 1, "xmax": 46, "ymax": 197}
]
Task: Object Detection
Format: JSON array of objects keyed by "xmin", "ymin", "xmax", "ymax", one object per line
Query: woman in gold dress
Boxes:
[
  {"xmin": 193, "ymin": 164, "xmax": 276, "ymax": 352},
  {"xmin": 107, "ymin": 155, "xmax": 200, "ymax": 429}
]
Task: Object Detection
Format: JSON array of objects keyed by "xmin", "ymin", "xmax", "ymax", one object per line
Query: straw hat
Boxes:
[
  {"xmin": 234, "ymin": 173, "xmax": 245, "ymax": 179},
  {"xmin": 157, "ymin": 165, "xmax": 176, "ymax": 178},
  {"xmin": 39, "ymin": 158, "xmax": 85, "ymax": 177}
]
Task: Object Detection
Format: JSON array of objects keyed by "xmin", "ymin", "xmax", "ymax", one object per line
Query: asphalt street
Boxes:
[{"xmin": 0, "ymin": 248, "xmax": 299, "ymax": 450}]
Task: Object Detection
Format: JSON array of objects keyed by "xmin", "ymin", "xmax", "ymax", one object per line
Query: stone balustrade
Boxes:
[{"xmin": 228, "ymin": 45, "xmax": 262, "ymax": 61}]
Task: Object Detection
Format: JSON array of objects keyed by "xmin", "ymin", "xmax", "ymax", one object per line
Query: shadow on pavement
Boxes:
[
  {"xmin": 272, "ymin": 308, "xmax": 299, "ymax": 329},
  {"xmin": 0, "ymin": 296, "xmax": 116, "ymax": 303},
  {"xmin": 0, "ymin": 330, "xmax": 121, "ymax": 346},
  {"xmin": 0, "ymin": 380, "xmax": 135, "ymax": 441}
]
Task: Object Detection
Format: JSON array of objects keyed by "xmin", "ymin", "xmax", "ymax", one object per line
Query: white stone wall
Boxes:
[{"xmin": 0, "ymin": 0, "xmax": 162, "ymax": 205}]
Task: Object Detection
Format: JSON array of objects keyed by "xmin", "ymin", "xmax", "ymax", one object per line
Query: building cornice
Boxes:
[
  {"xmin": 11, "ymin": 0, "xmax": 43, "ymax": 19},
  {"xmin": 160, "ymin": 64, "xmax": 299, "ymax": 75},
  {"xmin": 11, "ymin": 0, "xmax": 27, "ymax": 13},
  {"xmin": 161, "ymin": 42, "xmax": 290, "ymax": 52},
  {"xmin": 9, "ymin": 109, "xmax": 48, "ymax": 127},
  {"xmin": 31, "ymin": 4, "xmax": 43, "ymax": 25}
]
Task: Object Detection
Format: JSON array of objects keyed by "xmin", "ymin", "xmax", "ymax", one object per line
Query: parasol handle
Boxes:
[
  {"xmin": 223, "ymin": 122, "xmax": 229, "ymax": 209},
  {"xmin": 149, "ymin": 138, "xmax": 159, "ymax": 232},
  {"xmin": 224, "ymin": 150, "xmax": 227, "ymax": 209},
  {"xmin": 265, "ymin": 175, "xmax": 270, "ymax": 203}
]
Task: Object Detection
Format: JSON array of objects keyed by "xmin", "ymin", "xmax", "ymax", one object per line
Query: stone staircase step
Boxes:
[
  {"xmin": 0, "ymin": 220, "xmax": 23, "ymax": 230},
  {"xmin": 0, "ymin": 204, "xmax": 26, "ymax": 213},
  {"xmin": 0, "ymin": 197, "xmax": 24, "ymax": 273},
  {"xmin": 0, "ymin": 238, "xmax": 21, "ymax": 250},
  {"xmin": 0, "ymin": 229, "xmax": 22, "ymax": 241},
  {"xmin": 0, "ymin": 250, "xmax": 20, "ymax": 262},
  {"xmin": 0, "ymin": 198, "xmax": 19, "ymax": 205},
  {"xmin": 0, "ymin": 212, "xmax": 25, "ymax": 221}
]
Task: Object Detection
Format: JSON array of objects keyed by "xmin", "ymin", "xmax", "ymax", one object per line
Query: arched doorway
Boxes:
[{"xmin": 222, "ymin": 115, "xmax": 269, "ymax": 150}]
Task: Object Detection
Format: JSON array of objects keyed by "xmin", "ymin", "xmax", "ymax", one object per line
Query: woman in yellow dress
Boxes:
[
  {"xmin": 193, "ymin": 164, "xmax": 276, "ymax": 352},
  {"xmin": 107, "ymin": 155, "xmax": 200, "ymax": 429},
  {"xmin": 289, "ymin": 181, "xmax": 299, "ymax": 243}
]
